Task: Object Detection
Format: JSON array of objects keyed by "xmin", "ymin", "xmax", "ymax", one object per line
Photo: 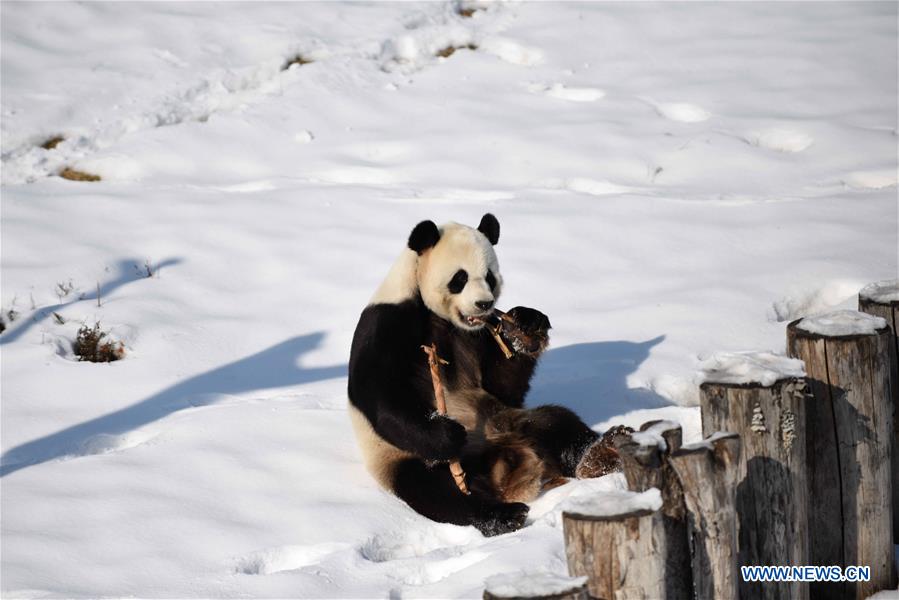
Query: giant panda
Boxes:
[{"xmin": 348, "ymin": 214, "xmax": 625, "ymax": 536}]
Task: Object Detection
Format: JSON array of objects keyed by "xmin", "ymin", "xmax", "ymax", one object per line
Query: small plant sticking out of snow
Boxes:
[
  {"xmin": 457, "ymin": 7, "xmax": 480, "ymax": 17},
  {"xmin": 1, "ymin": 306, "xmax": 20, "ymax": 333},
  {"xmin": 40, "ymin": 135, "xmax": 65, "ymax": 150},
  {"xmin": 750, "ymin": 401, "xmax": 767, "ymax": 433},
  {"xmin": 59, "ymin": 167, "xmax": 101, "ymax": 182},
  {"xmin": 282, "ymin": 54, "xmax": 313, "ymax": 71},
  {"xmin": 73, "ymin": 323, "xmax": 125, "ymax": 363},
  {"xmin": 435, "ymin": 44, "xmax": 478, "ymax": 58},
  {"xmin": 56, "ymin": 280, "xmax": 75, "ymax": 302}
]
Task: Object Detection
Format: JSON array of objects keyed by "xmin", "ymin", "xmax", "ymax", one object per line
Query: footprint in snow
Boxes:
[
  {"xmin": 235, "ymin": 543, "xmax": 351, "ymax": 575},
  {"xmin": 529, "ymin": 83, "xmax": 606, "ymax": 102},
  {"xmin": 644, "ymin": 99, "xmax": 710, "ymax": 123},
  {"xmin": 842, "ymin": 169, "xmax": 897, "ymax": 190},
  {"xmin": 746, "ymin": 129, "xmax": 813, "ymax": 153}
]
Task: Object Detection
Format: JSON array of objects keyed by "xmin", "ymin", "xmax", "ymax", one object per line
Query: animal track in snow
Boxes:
[
  {"xmin": 540, "ymin": 177, "xmax": 636, "ymax": 197},
  {"xmin": 746, "ymin": 129, "xmax": 813, "ymax": 153},
  {"xmin": 842, "ymin": 169, "xmax": 897, "ymax": 190},
  {"xmin": 645, "ymin": 99, "xmax": 710, "ymax": 123},
  {"xmin": 77, "ymin": 430, "xmax": 159, "ymax": 457},
  {"xmin": 235, "ymin": 543, "xmax": 350, "ymax": 575},
  {"xmin": 530, "ymin": 83, "xmax": 605, "ymax": 102},
  {"xmin": 360, "ymin": 522, "xmax": 474, "ymax": 563},
  {"xmin": 479, "ymin": 38, "xmax": 544, "ymax": 66},
  {"xmin": 387, "ymin": 188, "xmax": 516, "ymax": 204}
]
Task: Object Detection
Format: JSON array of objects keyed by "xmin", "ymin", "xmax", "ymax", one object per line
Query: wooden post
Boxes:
[
  {"xmin": 563, "ymin": 490, "xmax": 666, "ymax": 600},
  {"xmin": 669, "ymin": 433, "xmax": 740, "ymax": 600},
  {"xmin": 618, "ymin": 421, "xmax": 692, "ymax": 600},
  {"xmin": 700, "ymin": 355, "xmax": 810, "ymax": 600},
  {"xmin": 858, "ymin": 280, "xmax": 899, "ymax": 542},
  {"xmin": 483, "ymin": 573, "xmax": 588, "ymax": 600},
  {"xmin": 787, "ymin": 311, "xmax": 894, "ymax": 599}
]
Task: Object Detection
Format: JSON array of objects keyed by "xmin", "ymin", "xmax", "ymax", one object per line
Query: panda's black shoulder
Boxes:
[{"xmin": 348, "ymin": 297, "xmax": 429, "ymax": 394}]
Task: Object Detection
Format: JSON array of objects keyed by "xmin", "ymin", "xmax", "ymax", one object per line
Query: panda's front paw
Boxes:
[
  {"xmin": 505, "ymin": 307, "xmax": 551, "ymax": 336},
  {"xmin": 474, "ymin": 501, "xmax": 530, "ymax": 536},
  {"xmin": 428, "ymin": 415, "xmax": 467, "ymax": 461}
]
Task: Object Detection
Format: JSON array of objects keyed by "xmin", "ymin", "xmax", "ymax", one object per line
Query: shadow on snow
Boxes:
[
  {"xmin": 0, "ymin": 332, "xmax": 346, "ymax": 477},
  {"xmin": 528, "ymin": 335, "xmax": 669, "ymax": 428}
]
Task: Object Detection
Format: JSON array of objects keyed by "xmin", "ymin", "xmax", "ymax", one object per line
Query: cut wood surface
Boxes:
[
  {"xmin": 618, "ymin": 421, "xmax": 692, "ymax": 600},
  {"xmin": 787, "ymin": 317, "xmax": 894, "ymax": 599},
  {"xmin": 669, "ymin": 433, "xmax": 740, "ymax": 600},
  {"xmin": 563, "ymin": 506, "xmax": 666, "ymax": 600},
  {"xmin": 858, "ymin": 282, "xmax": 899, "ymax": 542},
  {"xmin": 701, "ymin": 378, "xmax": 809, "ymax": 600}
]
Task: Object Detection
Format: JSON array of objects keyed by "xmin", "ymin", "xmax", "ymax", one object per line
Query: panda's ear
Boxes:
[
  {"xmin": 477, "ymin": 213, "xmax": 500, "ymax": 245},
  {"xmin": 408, "ymin": 220, "xmax": 441, "ymax": 255}
]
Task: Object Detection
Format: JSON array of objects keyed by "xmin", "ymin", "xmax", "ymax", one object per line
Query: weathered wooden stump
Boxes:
[
  {"xmin": 787, "ymin": 310, "xmax": 894, "ymax": 599},
  {"xmin": 483, "ymin": 572, "xmax": 588, "ymax": 600},
  {"xmin": 669, "ymin": 433, "xmax": 741, "ymax": 600},
  {"xmin": 618, "ymin": 421, "xmax": 692, "ymax": 600},
  {"xmin": 699, "ymin": 352, "xmax": 810, "ymax": 600},
  {"xmin": 858, "ymin": 280, "xmax": 899, "ymax": 542},
  {"xmin": 563, "ymin": 488, "xmax": 666, "ymax": 600}
]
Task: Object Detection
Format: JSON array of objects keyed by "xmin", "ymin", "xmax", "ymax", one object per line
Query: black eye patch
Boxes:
[
  {"xmin": 448, "ymin": 269, "xmax": 468, "ymax": 294},
  {"xmin": 486, "ymin": 270, "xmax": 497, "ymax": 291}
]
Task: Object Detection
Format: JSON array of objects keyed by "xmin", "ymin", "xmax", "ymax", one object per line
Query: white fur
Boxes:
[
  {"xmin": 369, "ymin": 248, "xmax": 419, "ymax": 305},
  {"xmin": 368, "ymin": 222, "xmax": 503, "ymax": 332},
  {"xmin": 418, "ymin": 223, "xmax": 502, "ymax": 331}
]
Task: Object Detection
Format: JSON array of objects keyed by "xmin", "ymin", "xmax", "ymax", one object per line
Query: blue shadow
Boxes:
[
  {"xmin": 528, "ymin": 335, "xmax": 669, "ymax": 427},
  {"xmin": 1, "ymin": 257, "xmax": 183, "ymax": 345},
  {"xmin": 0, "ymin": 332, "xmax": 346, "ymax": 477}
]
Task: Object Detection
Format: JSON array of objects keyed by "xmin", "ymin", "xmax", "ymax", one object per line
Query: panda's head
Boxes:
[{"xmin": 408, "ymin": 213, "xmax": 503, "ymax": 332}]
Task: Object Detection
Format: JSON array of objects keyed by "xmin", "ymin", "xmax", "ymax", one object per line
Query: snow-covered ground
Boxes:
[{"xmin": 1, "ymin": 2, "xmax": 896, "ymax": 597}]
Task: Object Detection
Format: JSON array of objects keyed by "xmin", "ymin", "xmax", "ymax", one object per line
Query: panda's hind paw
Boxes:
[{"xmin": 474, "ymin": 502, "xmax": 529, "ymax": 537}]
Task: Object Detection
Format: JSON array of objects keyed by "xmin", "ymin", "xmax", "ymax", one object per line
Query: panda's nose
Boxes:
[{"xmin": 476, "ymin": 300, "xmax": 494, "ymax": 312}]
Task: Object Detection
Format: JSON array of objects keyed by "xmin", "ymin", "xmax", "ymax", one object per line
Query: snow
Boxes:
[
  {"xmin": 860, "ymin": 280, "xmax": 899, "ymax": 305},
  {"xmin": 630, "ymin": 420, "xmax": 680, "ymax": 451},
  {"xmin": 796, "ymin": 310, "xmax": 888, "ymax": 337},
  {"xmin": 561, "ymin": 488, "xmax": 663, "ymax": 519},
  {"xmin": 699, "ymin": 351, "xmax": 806, "ymax": 387},
  {"xmin": 1, "ymin": 1, "xmax": 896, "ymax": 598},
  {"xmin": 484, "ymin": 571, "xmax": 587, "ymax": 598}
]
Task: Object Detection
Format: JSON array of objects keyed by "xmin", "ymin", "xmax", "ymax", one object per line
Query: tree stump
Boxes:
[
  {"xmin": 858, "ymin": 280, "xmax": 899, "ymax": 542},
  {"xmin": 563, "ymin": 489, "xmax": 666, "ymax": 600},
  {"xmin": 669, "ymin": 433, "xmax": 740, "ymax": 600},
  {"xmin": 699, "ymin": 352, "xmax": 810, "ymax": 600},
  {"xmin": 618, "ymin": 421, "xmax": 692, "ymax": 600},
  {"xmin": 786, "ymin": 310, "xmax": 894, "ymax": 599},
  {"xmin": 483, "ymin": 572, "xmax": 588, "ymax": 600}
]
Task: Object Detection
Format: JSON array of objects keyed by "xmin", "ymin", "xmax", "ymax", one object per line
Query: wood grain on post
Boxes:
[
  {"xmin": 701, "ymin": 373, "xmax": 810, "ymax": 600},
  {"xmin": 669, "ymin": 433, "xmax": 741, "ymax": 600},
  {"xmin": 563, "ymin": 498, "xmax": 666, "ymax": 600},
  {"xmin": 858, "ymin": 280, "xmax": 899, "ymax": 542},
  {"xmin": 787, "ymin": 312, "xmax": 894, "ymax": 599},
  {"xmin": 618, "ymin": 421, "xmax": 692, "ymax": 600}
]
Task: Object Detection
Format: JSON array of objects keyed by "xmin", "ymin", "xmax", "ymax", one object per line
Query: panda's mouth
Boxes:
[{"xmin": 459, "ymin": 311, "xmax": 489, "ymax": 327}]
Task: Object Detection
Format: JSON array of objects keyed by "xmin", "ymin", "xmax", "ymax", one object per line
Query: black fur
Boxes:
[
  {"xmin": 348, "ymin": 295, "xmax": 600, "ymax": 536},
  {"xmin": 408, "ymin": 220, "xmax": 441, "ymax": 255},
  {"xmin": 477, "ymin": 213, "xmax": 500, "ymax": 245}
]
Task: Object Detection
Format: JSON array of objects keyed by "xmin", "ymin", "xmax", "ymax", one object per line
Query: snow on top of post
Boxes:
[
  {"xmin": 796, "ymin": 309, "xmax": 887, "ymax": 337},
  {"xmin": 630, "ymin": 420, "xmax": 680, "ymax": 451},
  {"xmin": 680, "ymin": 431, "xmax": 737, "ymax": 451},
  {"xmin": 699, "ymin": 351, "xmax": 805, "ymax": 387},
  {"xmin": 561, "ymin": 487, "xmax": 662, "ymax": 519},
  {"xmin": 859, "ymin": 280, "xmax": 899, "ymax": 304},
  {"xmin": 483, "ymin": 571, "xmax": 587, "ymax": 598}
]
